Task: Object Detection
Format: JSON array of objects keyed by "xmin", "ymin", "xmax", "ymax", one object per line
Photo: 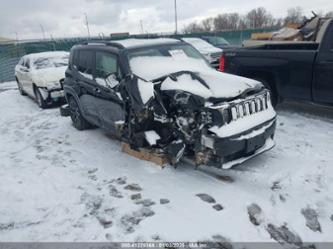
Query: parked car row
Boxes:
[{"xmin": 14, "ymin": 37, "xmax": 277, "ymax": 169}]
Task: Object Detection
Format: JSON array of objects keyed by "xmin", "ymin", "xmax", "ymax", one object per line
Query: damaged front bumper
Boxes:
[
  {"xmin": 200, "ymin": 118, "xmax": 276, "ymax": 169},
  {"xmin": 39, "ymin": 87, "xmax": 65, "ymax": 103}
]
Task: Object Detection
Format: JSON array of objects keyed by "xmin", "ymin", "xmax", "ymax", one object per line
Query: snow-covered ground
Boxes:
[{"xmin": 0, "ymin": 81, "xmax": 333, "ymax": 245}]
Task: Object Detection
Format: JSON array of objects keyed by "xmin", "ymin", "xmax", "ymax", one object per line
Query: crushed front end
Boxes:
[
  {"xmin": 124, "ymin": 72, "xmax": 276, "ymax": 169},
  {"xmin": 197, "ymin": 90, "xmax": 276, "ymax": 168}
]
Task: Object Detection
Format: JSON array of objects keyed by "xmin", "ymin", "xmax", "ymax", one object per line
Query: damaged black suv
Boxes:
[{"xmin": 63, "ymin": 38, "xmax": 276, "ymax": 168}]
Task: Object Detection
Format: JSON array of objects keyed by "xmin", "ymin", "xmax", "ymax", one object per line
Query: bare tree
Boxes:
[
  {"xmin": 201, "ymin": 18, "xmax": 215, "ymax": 32},
  {"xmin": 245, "ymin": 7, "xmax": 274, "ymax": 28},
  {"xmin": 214, "ymin": 13, "xmax": 240, "ymax": 31},
  {"xmin": 284, "ymin": 7, "xmax": 304, "ymax": 25},
  {"xmin": 182, "ymin": 22, "xmax": 205, "ymax": 34}
]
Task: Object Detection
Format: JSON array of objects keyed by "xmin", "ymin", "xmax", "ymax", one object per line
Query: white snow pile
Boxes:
[
  {"xmin": 137, "ymin": 79, "xmax": 155, "ymax": 104},
  {"xmin": 0, "ymin": 81, "xmax": 333, "ymax": 244},
  {"xmin": 115, "ymin": 38, "xmax": 180, "ymax": 48},
  {"xmin": 130, "ymin": 56, "xmax": 262, "ymax": 99}
]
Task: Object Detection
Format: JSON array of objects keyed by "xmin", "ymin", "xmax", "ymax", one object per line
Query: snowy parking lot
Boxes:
[{"xmin": 0, "ymin": 82, "xmax": 332, "ymax": 245}]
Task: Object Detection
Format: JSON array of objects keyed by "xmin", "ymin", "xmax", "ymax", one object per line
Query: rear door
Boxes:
[
  {"xmin": 74, "ymin": 49, "xmax": 101, "ymax": 125},
  {"xmin": 313, "ymin": 20, "xmax": 333, "ymax": 105}
]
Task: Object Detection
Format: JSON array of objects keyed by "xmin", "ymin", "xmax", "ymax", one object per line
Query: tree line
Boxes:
[{"xmin": 183, "ymin": 7, "xmax": 333, "ymax": 33}]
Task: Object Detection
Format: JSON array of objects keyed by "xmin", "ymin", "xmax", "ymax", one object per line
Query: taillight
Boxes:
[{"xmin": 219, "ymin": 55, "xmax": 225, "ymax": 72}]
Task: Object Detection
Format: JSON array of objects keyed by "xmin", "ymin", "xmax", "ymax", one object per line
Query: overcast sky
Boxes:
[{"xmin": 1, "ymin": 0, "xmax": 333, "ymax": 40}]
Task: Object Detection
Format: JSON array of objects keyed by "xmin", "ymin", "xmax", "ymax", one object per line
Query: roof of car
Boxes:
[
  {"xmin": 114, "ymin": 38, "xmax": 180, "ymax": 48},
  {"xmin": 23, "ymin": 51, "xmax": 69, "ymax": 59},
  {"xmin": 80, "ymin": 38, "xmax": 181, "ymax": 50}
]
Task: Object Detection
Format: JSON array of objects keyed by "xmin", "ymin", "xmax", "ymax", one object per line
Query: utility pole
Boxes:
[
  {"xmin": 174, "ymin": 0, "xmax": 178, "ymax": 34},
  {"xmin": 140, "ymin": 20, "xmax": 144, "ymax": 34},
  {"xmin": 40, "ymin": 24, "xmax": 46, "ymax": 40},
  {"xmin": 84, "ymin": 13, "xmax": 91, "ymax": 39}
]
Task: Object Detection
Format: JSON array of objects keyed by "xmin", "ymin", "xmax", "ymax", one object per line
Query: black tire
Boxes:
[
  {"xmin": 68, "ymin": 96, "xmax": 91, "ymax": 130},
  {"xmin": 16, "ymin": 78, "xmax": 26, "ymax": 96},
  {"xmin": 34, "ymin": 87, "xmax": 47, "ymax": 109}
]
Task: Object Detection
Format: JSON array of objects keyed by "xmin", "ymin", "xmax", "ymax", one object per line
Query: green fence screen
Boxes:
[{"xmin": 0, "ymin": 28, "xmax": 276, "ymax": 83}]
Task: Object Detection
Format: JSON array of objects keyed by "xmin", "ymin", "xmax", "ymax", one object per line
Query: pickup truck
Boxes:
[{"xmin": 220, "ymin": 18, "xmax": 333, "ymax": 107}]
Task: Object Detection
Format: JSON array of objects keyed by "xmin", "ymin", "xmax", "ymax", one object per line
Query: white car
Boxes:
[
  {"xmin": 15, "ymin": 51, "xmax": 69, "ymax": 108},
  {"xmin": 182, "ymin": 37, "xmax": 223, "ymax": 69}
]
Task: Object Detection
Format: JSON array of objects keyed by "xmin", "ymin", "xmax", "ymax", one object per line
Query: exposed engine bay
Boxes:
[{"xmin": 121, "ymin": 71, "xmax": 276, "ymax": 168}]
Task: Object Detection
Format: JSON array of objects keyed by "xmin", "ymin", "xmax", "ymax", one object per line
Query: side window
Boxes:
[
  {"xmin": 77, "ymin": 50, "xmax": 94, "ymax": 75},
  {"xmin": 70, "ymin": 51, "xmax": 78, "ymax": 70},
  {"xmin": 95, "ymin": 51, "xmax": 118, "ymax": 79}
]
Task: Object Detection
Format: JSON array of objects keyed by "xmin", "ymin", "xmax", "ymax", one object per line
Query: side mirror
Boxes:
[{"xmin": 105, "ymin": 73, "xmax": 120, "ymax": 89}]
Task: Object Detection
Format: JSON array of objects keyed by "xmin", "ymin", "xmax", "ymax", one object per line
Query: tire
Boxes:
[
  {"xmin": 68, "ymin": 96, "xmax": 91, "ymax": 130},
  {"xmin": 34, "ymin": 87, "xmax": 47, "ymax": 109},
  {"xmin": 16, "ymin": 78, "xmax": 26, "ymax": 96}
]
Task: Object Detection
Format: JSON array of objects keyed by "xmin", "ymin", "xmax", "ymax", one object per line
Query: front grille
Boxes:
[{"xmin": 218, "ymin": 91, "xmax": 271, "ymax": 124}]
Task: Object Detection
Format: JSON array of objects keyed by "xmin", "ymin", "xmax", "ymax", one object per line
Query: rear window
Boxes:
[
  {"xmin": 77, "ymin": 50, "xmax": 94, "ymax": 75},
  {"xmin": 33, "ymin": 55, "xmax": 68, "ymax": 70}
]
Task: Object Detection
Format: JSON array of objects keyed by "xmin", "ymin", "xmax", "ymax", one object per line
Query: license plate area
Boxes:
[
  {"xmin": 51, "ymin": 90, "xmax": 64, "ymax": 98},
  {"xmin": 246, "ymin": 136, "xmax": 266, "ymax": 153}
]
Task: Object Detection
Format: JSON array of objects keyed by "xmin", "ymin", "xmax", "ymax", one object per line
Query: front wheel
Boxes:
[
  {"xmin": 68, "ymin": 96, "xmax": 91, "ymax": 130},
  {"xmin": 34, "ymin": 87, "xmax": 47, "ymax": 109}
]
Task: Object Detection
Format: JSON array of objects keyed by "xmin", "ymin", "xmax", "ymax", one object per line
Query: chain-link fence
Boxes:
[{"xmin": 0, "ymin": 28, "xmax": 276, "ymax": 83}]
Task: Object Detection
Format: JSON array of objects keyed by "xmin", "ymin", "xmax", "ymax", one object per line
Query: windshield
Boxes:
[
  {"xmin": 182, "ymin": 38, "xmax": 222, "ymax": 53},
  {"xmin": 205, "ymin": 36, "xmax": 229, "ymax": 46},
  {"xmin": 128, "ymin": 44, "xmax": 211, "ymax": 81},
  {"xmin": 33, "ymin": 55, "xmax": 69, "ymax": 70}
]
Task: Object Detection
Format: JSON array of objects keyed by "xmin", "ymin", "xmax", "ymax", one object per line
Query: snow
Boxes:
[
  {"xmin": 182, "ymin": 37, "xmax": 222, "ymax": 54},
  {"xmin": 1, "ymin": 81, "xmax": 333, "ymax": 244},
  {"xmin": 160, "ymin": 74, "xmax": 212, "ymax": 99},
  {"xmin": 23, "ymin": 51, "xmax": 69, "ymax": 61},
  {"xmin": 114, "ymin": 38, "xmax": 180, "ymax": 48},
  {"xmin": 32, "ymin": 66, "xmax": 67, "ymax": 88},
  {"xmin": 144, "ymin": 131, "xmax": 161, "ymax": 146},
  {"xmin": 137, "ymin": 79, "xmax": 154, "ymax": 104},
  {"xmin": 16, "ymin": 52, "xmax": 69, "ymax": 88},
  {"xmin": 130, "ymin": 56, "xmax": 262, "ymax": 99}
]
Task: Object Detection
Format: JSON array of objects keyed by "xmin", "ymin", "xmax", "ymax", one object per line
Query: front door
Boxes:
[
  {"xmin": 92, "ymin": 50, "xmax": 125, "ymax": 134},
  {"xmin": 21, "ymin": 58, "xmax": 34, "ymax": 96}
]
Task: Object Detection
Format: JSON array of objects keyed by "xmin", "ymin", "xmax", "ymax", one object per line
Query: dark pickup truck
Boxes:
[{"xmin": 221, "ymin": 18, "xmax": 333, "ymax": 106}]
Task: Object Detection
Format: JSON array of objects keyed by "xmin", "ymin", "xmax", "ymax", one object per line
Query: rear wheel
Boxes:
[
  {"xmin": 68, "ymin": 96, "xmax": 91, "ymax": 130},
  {"xmin": 34, "ymin": 87, "xmax": 47, "ymax": 109},
  {"xmin": 16, "ymin": 78, "xmax": 26, "ymax": 96}
]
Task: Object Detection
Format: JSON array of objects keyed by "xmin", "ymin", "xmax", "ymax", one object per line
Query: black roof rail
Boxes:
[{"xmin": 78, "ymin": 40, "xmax": 125, "ymax": 49}]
